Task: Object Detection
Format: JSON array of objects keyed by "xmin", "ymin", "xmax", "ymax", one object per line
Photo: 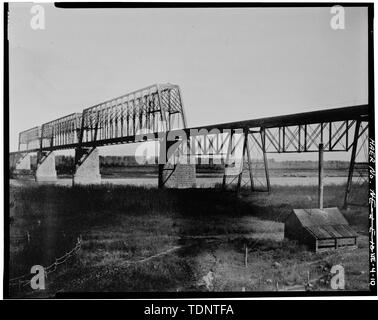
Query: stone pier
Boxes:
[
  {"xmin": 73, "ymin": 148, "xmax": 101, "ymax": 185},
  {"xmin": 158, "ymin": 138, "xmax": 196, "ymax": 189},
  {"xmin": 35, "ymin": 152, "xmax": 57, "ymax": 182},
  {"xmin": 159, "ymin": 163, "xmax": 196, "ymax": 188}
]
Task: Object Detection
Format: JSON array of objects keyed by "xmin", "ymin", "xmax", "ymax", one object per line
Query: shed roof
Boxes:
[
  {"xmin": 290, "ymin": 208, "xmax": 358, "ymax": 239},
  {"xmin": 305, "ymin": 224, "xmax": 357, "ymax": 239},
  {"xmin": 292, "ymin": 208, "xmax": 349, "ymax": 227}
]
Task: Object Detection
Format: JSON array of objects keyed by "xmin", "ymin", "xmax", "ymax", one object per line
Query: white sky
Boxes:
[{"xmin": 8, "ymin": 4, "xmax": 369, "ymax": 160}]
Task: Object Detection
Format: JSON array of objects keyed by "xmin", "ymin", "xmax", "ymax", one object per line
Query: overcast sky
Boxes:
[{"xmin": 8, "ymin": 4, "xmax": 368, "ymax": 160}]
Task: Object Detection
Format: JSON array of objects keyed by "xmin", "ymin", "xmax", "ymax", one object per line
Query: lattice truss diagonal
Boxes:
[
  {"xmin": 185, "ymin": 120, "xmax": 369, "ymax": 196},
  {"xmin": 18, "ymin": 126, "xmax": 40, "ymax": 151},
  {"xmin": 263, "ymin": 120, "xmax": 368, "ymax": 153},
  {"xmin": 221, "ymin": 130, "xmax": 270, "ymax": 192},
  {"xmin": 344, "ymin": 121, "xmax": 369, "ymax": 207},
  {"xmin": 159, "ymin": 117, "xmax": 369, "ymax": 198},
  {"xmin": 40, "ymin": 113, "xmax": 82, "ymax": 149},
  {"xmin": 79, "ymin": 84, "xmax": 186, "ymax": 145},
  {"xmin": 17, "ymin": 84, "xmax": 186, "ymax": 152}
]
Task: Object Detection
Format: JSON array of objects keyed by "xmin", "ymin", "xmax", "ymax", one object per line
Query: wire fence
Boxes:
[{"xmin": 9, "ymin": 235, "xmax": 82, "ymax": 290}]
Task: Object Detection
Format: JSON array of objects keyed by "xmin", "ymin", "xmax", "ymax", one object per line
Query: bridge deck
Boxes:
[{"xmin": 11, "ymin": 104, "xmax": 369, "ymax": 155}]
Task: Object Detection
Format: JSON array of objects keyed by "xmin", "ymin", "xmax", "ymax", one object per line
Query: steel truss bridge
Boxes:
[{"xmin": 10, "ymin": 83, "xmax": 370, "ymax": 208}]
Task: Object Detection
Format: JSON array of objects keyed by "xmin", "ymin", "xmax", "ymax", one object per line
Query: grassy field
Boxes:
[
  {"xmin": 8, "ymin": 183, "xmax": 369, "ymax": 297},
  {"xmin": 100, "ymin": 167, "xmax": 349, "ymax": 178}
]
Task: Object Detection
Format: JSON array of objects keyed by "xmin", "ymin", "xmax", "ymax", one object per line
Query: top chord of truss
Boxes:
[{"xmin": 194, "ymin": 104, "xmax": 368, "ymax": 132}]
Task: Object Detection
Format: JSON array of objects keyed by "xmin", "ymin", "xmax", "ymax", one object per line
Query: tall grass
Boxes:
[{"xmin": 9, "ymin": 183, "xmax": 369, "ymax": 295}]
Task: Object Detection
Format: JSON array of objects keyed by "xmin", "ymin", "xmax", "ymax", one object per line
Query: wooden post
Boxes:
[
  {"xmin": 318, "ymin": 143, "xmax": 324, "ymax": 210},
  {"xmin": 237, "ymin": 131, "xmax": 249, "ymax": 193},
  {"xmin": 245, "ymin": 132, "xmax": 255, "ymax": 192},
  {"xmin": 222, "ymin": 131, "xmax": 234, "ymax": 190},
  {"xmin": 261, "ymin": 129, "xmax": 271, "ymax": 192},
  {"xmin": 344, "ymin": 120, "xmax": 361, "ymax": 209},
  {"xmin": 244, "ymin": 243, "xmax": 248, "ymax": 268}
]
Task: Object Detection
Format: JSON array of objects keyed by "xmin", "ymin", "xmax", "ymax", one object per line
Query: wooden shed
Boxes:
[{"xmin": 284, "ymin": 207, "xmax": 358, "ymax": 252}]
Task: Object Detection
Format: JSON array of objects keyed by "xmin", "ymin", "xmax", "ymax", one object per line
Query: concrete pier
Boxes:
[
  {"xmin": 35, "ymin": 152, "xmax": 57, "ymax": 182},
  {"xmin": 15, "ymin": 154, "xmax": 31, "ymax": 170},
  {"xmin": 73, "ymin": 148, "xmax": 101, "ymax": 185}
]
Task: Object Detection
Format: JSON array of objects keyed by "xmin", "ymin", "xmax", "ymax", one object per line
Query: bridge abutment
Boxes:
[
  {"xmin": 73, "ymin": 148, "xmax": 101, "ymax": 185},
  {"xmin": 35, "ymin": 151, "xmax": 58, "ymax": 182}
]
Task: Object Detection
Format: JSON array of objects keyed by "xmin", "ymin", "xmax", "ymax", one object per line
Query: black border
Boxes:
[
  {"xmin": 3, "ymin": 2, "xmax": 376, "ymax": 299},
  {"xmin": 54, "ymin": 2, "xmax": 372, "ymax": 8},
  {"xmin": 4, "ymin": 2, "xmax": 10, "ymax": 300},
  {"xmin": 367, "ymin": 0, "xmax": 377, "ymax": 297}
]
